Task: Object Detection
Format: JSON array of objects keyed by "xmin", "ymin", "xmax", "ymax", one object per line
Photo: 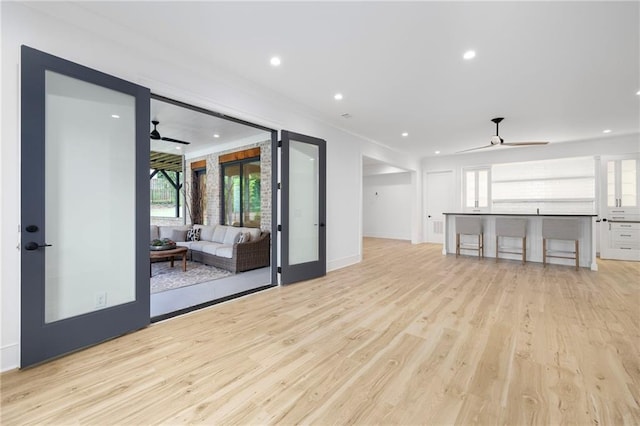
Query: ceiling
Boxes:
[
  {"xmin": 150, "ymin": 98, "xmax": 270, "ymax": 156},
  {"xmin": 46, "ymin": 2, "xmax": 640, "ymax": 157}
]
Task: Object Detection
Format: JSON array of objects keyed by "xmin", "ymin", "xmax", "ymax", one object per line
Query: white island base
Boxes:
[{"xmin": 443, "ymin": 213, "xmax": 598, "ymax": 271}]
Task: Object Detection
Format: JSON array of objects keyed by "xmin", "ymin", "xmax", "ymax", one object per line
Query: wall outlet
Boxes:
[{"xmin": 95, "ymin": 291, "xmax": 107, "ymax": 309}]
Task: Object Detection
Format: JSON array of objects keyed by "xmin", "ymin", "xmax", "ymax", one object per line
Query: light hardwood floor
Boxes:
[{"xmin": 2, "ymin": 238, "xmax": 639, "ymax": 425}]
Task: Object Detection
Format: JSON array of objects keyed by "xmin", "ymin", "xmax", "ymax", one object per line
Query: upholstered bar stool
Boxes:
[
  {"xmin": 455, "ymin": 216, "xmax": 483, "ymax": 259},
  {"xmin": 542, "ymin": 218, "xmax": 580, "ymax": 270},
  {"xmin": 495, "ymin": 218, "xmax": 527, "ymax": 264}
]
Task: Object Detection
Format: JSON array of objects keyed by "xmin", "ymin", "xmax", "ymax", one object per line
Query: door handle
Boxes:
[
  {"xmin": 25, "ymin": 242, "xmax": 52, "ymax": 251},
  {"xmin": 319, "ymin": 223, "xmax": 325, "ymax": 227}
]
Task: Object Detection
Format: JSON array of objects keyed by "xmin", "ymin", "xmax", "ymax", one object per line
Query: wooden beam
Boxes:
[
  {"xmin": 219, "ymin": 147, "xmax": 260, "ymax": 164},
  {"xmin": 191, "ymin": 160, "xmax": 206, "ymax": 170},
  {"xmin": 150, "ymin": 151, "xmax": 183, "ymax": 172}
]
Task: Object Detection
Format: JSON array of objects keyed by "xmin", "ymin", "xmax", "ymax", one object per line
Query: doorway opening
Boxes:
[
  {"xmin": 361, "ymin": 156, "xmax": 417, "ymax": 261},
  {"xmin": 148, "ymin": 94, "xmax": 277, "ymax": 319}
]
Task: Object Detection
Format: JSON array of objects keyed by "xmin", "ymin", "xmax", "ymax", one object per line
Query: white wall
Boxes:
[
  {"xmin": 0, "ymin": 3, "xmax": 417, "ymax": 371},
  {"xmin": 363, "ymin": 172, "xmax": 413, "ymax": 240}
]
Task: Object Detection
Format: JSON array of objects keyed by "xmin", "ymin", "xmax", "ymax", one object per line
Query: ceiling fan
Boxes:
[
  {"xmin": 150, "ymin": 120, "xmax": 191, "ymax": 145},
  {"xmin": 458, "ymin": 117, "xmax": 549, "ymax": 153}
]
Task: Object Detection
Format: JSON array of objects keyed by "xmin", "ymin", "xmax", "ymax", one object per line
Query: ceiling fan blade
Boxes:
[
  {"xmin": 456, "ymin": 144, "xmax": 496, "ymax": 153},
  {"xmin": 161, "ymin": 136, "xmax": 191, "ymax": 145},
  {"xmin": 502, "ymin": 141, "xmax": 549, "ymax": 146}
]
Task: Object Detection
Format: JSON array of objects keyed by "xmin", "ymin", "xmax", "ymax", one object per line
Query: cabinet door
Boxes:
[
  {"xmin": 620, "ymin": 159, "xmax": 638, "ymax": 208},
  {"xmin": 606, "ymin": 158, "xmax": 638, "ymax": 209}
]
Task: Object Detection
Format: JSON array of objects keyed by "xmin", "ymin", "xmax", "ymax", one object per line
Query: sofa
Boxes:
[{"xmin": 150, "ymin": 224, "xmax": 270, "ymax": 273}]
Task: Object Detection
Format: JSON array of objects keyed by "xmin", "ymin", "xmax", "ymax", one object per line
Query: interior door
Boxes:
[
  {"xmin": 20, "ymin": 46, "xmax": 150, "ymax": 367},
  {"xmin": 280, "ymin": 131, "xmax": 326, "ymax": 284},
  {"xmin": 425, "ymin": 171, "xmax": 453, "ymax": 243}
]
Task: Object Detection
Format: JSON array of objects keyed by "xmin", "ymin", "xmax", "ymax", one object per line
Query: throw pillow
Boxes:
[
  {"xmin": 212, "ymin": 226, "xmax": 227, "ymax": 243},
  {"xmin": 238, "ymin": 232, "xmax": 252, "ymax": 243},
  {"xmin": 223, "ymin": 229, "xmax": 241, "ymax": 245},
  {"xmin": 171, "ymin": 229, "xmax": 188, "ymax": 242},
  {"xmin": 186, "ymin": 227, "xmax": 201, "ymax": 241}
]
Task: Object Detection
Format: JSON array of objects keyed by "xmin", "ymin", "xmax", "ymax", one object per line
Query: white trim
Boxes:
[
  {"xmin": 1, "ymin": 343, "xmax": 19, "ymax": 372},
  {"xmin": 327, "ymin": 254, "xmax": 362, "ymax": 272}
]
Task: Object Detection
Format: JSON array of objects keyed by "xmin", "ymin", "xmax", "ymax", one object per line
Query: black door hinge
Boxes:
[
  {"xmin": 277, "ymin": 224, "xmax": 282, "ymax": 232},
  {"xmin": 277, "ymin": 182, "xmax": 281, "ymax": 190},
  {"xmin": 278, "ymin": 141, "xmax": 282, "ymax": 148},
  {"xmin": 277, "ymin": 267, "xmax": 282, "ymax": 273}
]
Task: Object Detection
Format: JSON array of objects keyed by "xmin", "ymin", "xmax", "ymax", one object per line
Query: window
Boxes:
[
  {"xmin": 463, "ymin": 167, "xmax": 490, "ymax": 212},
  {"xmin": 221, "ymin": 158, "xmax": 261, "ymax": 227},
  {"xmin": 491, "ymin": 156, "xmax": 595, "ymax": 214},
  {"xmin": 190, "ymin": 167, "xmax": 207, "ymax": 225}
]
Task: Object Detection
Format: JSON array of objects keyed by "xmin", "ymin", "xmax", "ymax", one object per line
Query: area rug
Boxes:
[{"xmin": 151, "ymin": 261, "xmax": 232, "ymax": 294}]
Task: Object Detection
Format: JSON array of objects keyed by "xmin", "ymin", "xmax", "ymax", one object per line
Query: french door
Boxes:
[
  {"xmin": 20, "ymin": 46, "xmax": 150, "ymax": 367},
  {"xmin": 280, "ymin": 131, "xmax": 326, "ymax": 284}
]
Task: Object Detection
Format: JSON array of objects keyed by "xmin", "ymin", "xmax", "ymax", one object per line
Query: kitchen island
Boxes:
[{"xmin": 443, "ymin": 213, "xmax": 598, "ymax": 270}]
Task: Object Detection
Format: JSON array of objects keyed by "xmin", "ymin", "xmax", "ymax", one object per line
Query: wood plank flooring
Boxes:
[{"xmin": 2, "ymin": 238, "xmax": 639, "ymax": 425}]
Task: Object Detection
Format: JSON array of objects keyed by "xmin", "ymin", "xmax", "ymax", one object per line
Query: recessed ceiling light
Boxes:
[
  {"xmin": 175, "ymin": 146, "xmax": 181, "ymax": 150},
  {"xmin": 213, "ymin": 134, "xmax": 220, "ymax": 138},
  {"xmin": 636, "ymin": 90, "xmax": 640, "ymax": 95},
  {"xmin": 435, "ymin": 150, "xmax": 441, "ymax": 154},
  {"xmin": 463, "ymin": 50, "xmax": 476, "ymax": 60},
  {"xmin": 334, "ymin": 93, "xmax": 343, "ymax": 101},
  {"xmin": 401, "ymin": 132, "xmax": 409, "ymax": 137},
  {"xmin": 111, "ymin": 114, "xmax": 120, "ymax": 119},
  {"xmin": 603, "ymin": 129, "xmax": 612, "ymax": 134},
  {"xmin": 270, "ymin": 56, "xmax": 281, "ymax": 66}
]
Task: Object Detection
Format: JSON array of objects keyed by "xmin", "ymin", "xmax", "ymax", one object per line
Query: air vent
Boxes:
[{"xmin": 341, "ymin": 113, "xmax": 352, "ymax": 119}]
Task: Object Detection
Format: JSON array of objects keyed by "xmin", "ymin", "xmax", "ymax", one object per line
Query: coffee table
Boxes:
[{"xmin": 150, "ymin": 246, "xmax": 188, "ymax": 277}]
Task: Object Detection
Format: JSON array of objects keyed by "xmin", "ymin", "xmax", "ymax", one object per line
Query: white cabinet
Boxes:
[
  {"xmin": 601, "ymin": 222, "xmax": 640, "ymax": 261},
  {"xmin": 463, "ymin": 167, "xmax": 490, "ymax": 213},
  {"xmin": 604, "ymin": 155, "xmax": 639, "ymax": 219},
  {"xmin": 610, "ymin": 223, "xmax": 639, "ymax": 250},
  {"xmin": 600, "ymin": 154, "xmax": 640, "ymax": 261}
]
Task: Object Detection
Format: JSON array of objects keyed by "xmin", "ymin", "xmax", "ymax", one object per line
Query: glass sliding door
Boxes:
[
  {"xmin": 223, "ymin": 163, "xmax": 242, "ymax": 225},
  {"xmin": 243, "ymin": 160, "xmax": 261, "ymax": 227},
  {"xmin": 222, "ymin": 158, "xmax": 261, "ymax": 227}
]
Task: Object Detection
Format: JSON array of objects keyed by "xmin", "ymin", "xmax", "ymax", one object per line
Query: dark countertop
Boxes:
[{"xmin": 443, "ymin": 213, "xmax": 597, "ymax": 217}]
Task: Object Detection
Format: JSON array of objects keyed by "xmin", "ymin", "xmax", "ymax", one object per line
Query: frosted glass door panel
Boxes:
[
  {"xmin": 289, "ymin": 141, "xmax": 319, "ymax": 265},
  {"xmin": 44, "ymin": 71, "xmax": 136, "ymax": 323}
]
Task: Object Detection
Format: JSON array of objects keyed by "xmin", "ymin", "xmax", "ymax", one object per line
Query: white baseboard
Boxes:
[
  {"xmin": 327, "ymin": 254, "xmax": 361, "ymax": 272},
  {"xmin": 1, "ymin": 343, "xmax": 19, "ymax": 372}
]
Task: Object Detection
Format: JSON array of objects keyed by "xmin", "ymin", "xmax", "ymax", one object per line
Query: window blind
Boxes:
[{"xmin": 491, "ymin": 156, "xmax": 596, "ymax": 214}]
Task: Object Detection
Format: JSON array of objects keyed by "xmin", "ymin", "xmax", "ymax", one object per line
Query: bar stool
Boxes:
[
  {"xmin": 542, "ymin": 218, "xmax": 580, "ymax": 270},
  {"xmin": 455, "ymin": 216, "xmax": 483, "ymax": 258},
  {"xmin": 495, "ymin": 218, "xmax": 527, "ymax": 264}
]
